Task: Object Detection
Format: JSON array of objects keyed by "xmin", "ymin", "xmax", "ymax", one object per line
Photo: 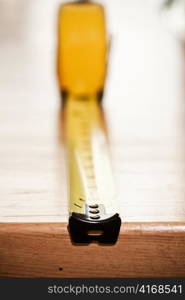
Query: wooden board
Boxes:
[
  {"xmin": 0, "ymin": 0, "xmax": 185, "ymax": 277},
  {"xmin": 1, "ymin": 223, "xmax": 185, "ymax": 277}
]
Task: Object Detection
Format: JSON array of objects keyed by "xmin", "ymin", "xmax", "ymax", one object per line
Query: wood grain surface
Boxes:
[
  {"xmin": 1, "ymin": 222, "xmax": 185, "ymax": 277},
  {"xmin": 0, "ymin": 0, "xmax": 185, "ymax": 277}
]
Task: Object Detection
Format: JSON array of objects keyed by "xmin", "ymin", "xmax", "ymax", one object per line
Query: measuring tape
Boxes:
[{"xmin": 57, "ymin": 1, "xmax": 121, "ymax": 244}]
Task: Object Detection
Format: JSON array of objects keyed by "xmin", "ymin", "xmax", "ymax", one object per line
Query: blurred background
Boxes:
[{"xmin": 0, "ymin": 0, "xmax": 185, "ymax": 127}]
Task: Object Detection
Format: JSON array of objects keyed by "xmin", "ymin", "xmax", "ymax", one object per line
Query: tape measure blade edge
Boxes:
[
  {"xmin": 68, "ymin": 212, "xmax": 121, "ymax": 244},
  {"xmin": 64, "ymin": 94, "xmax": 121, "ymax": 243}
]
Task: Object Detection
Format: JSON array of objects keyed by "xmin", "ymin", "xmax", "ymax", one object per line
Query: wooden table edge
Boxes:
[
  {"xmin": 0, "ymin": 221, "xmax": 185, "ymax": 235},
  {"xmin": 1, "ymin": 221, "xmax": 185, "ymax": 277}
]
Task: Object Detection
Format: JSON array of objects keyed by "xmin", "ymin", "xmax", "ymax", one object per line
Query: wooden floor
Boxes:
[{"xmin": 0, "ymin": 0, "xmax": 185, "ymax": 277}]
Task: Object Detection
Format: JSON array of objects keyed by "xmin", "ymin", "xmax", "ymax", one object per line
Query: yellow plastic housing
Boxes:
[{"xmin": 57, "ymin": 2, "xmax": 107, "ymax": 95}]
